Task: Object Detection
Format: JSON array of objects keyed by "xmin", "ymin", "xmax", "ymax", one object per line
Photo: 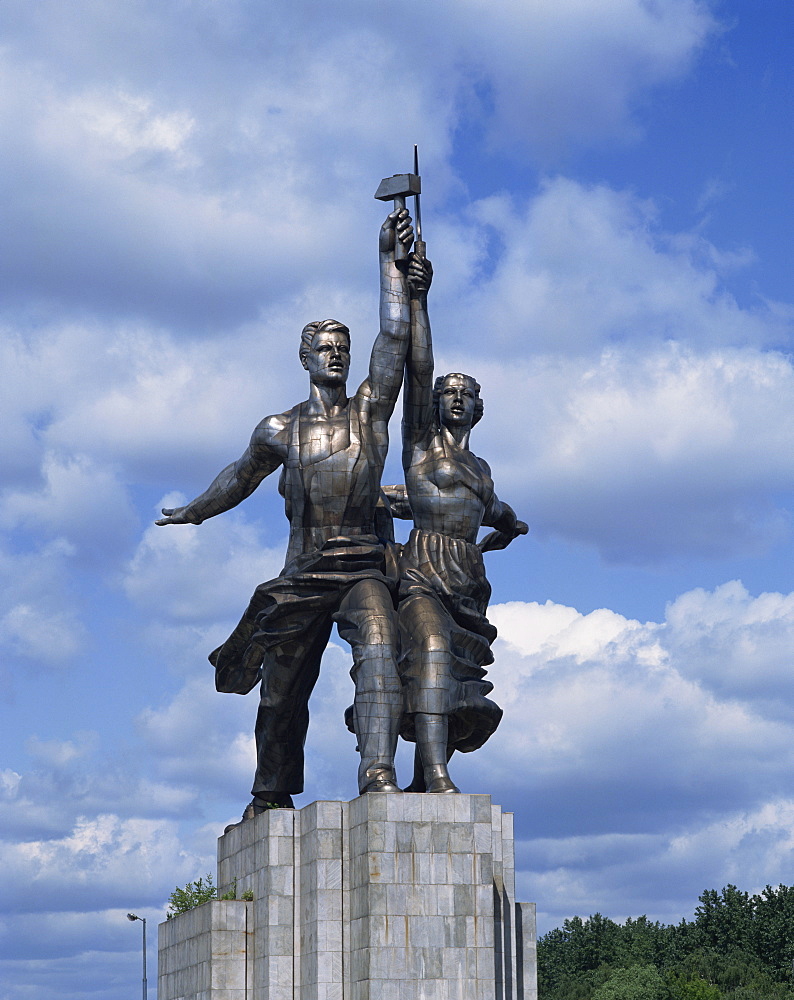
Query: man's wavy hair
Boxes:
[
  {"xmin": 299, "ymin": 319, "xmax": 350, "ymax": 364},
  {"xmin": 433, "ymin": 373, "xmax": 484, "ymax": 427}
]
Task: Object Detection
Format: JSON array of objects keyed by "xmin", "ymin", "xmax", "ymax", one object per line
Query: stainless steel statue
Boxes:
[
  {"xmin": 157, "ymin": 205, "xmax": 415, "ymax": 818},
  {"xmin": 157, "ymin": 163, "xmax": 527, "ymax": 814},
  {"xmin": 384, "ymin": 250, "xmax": 527, "ymax": 795}
]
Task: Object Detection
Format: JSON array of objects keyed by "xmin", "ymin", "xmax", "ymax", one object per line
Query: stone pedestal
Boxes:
[
  {"xmin": 159, "ymin": 794, "xmax": 537, "ymax": 1000},
  {"xmin": 159, "ymin": 898, "xmax": 253, "ymax": 999}
]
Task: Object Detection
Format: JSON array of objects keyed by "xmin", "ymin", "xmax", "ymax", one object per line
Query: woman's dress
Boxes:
[{"xmin": 397, "ymin": 526, "xmax": 502, "ymax": 752}]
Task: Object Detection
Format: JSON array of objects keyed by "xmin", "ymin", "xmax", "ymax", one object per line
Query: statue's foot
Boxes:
[
  {"xmin": 259, "ymin": 792, "xmax": 295, "ymax": 809},
  {"xmin": 224, "ymin": 793, "xmax": 294, "ymax": 833},
  {"xmin": 426, "ymin": 776, "xmax": 460, "ymax": 794},
  {"xmin": 424, "ymin": 765, "xmax": 460, "ymax": 794},
  {"xmin": 402, "ymin": 781, "xmax": 425, "ymax": 793},
  {"xmin": 360, "ymin": 767, "xmax": 402, "ymax": 794}
]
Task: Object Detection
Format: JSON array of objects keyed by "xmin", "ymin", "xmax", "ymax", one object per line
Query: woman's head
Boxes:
[{"xmin": 433, "ymin": 373, "xmax": 483, "ymax": 428}]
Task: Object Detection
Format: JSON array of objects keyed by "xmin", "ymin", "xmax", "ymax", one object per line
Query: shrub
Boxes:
[{"xmin": 166, "ymin": 873, "xmax": 218, "ymax": 918}]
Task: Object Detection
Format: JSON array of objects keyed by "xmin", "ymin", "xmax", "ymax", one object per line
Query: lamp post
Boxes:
[{"xmin": 127, "ymin": 912, "xmax": 147, "ymax": 1000}]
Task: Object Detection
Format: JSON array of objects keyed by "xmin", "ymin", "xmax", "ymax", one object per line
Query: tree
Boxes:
[
  {"xmin": 751, "ymin": 883, "xmax": 794, "ymax": 981},
  {"xmin": 694, "ymin": 886, "xmax": 753, "ymax": 954},
  {"xmin": 669, "ymin": 975, "xmax": 722, "ymax": 999},
  {"xmin": 593, "ymin": 964, "xmax": 671, "ymax": 1000},
  {"xmin": 537, "ymin": 884, "xmax": 794, "ymax": 999}
]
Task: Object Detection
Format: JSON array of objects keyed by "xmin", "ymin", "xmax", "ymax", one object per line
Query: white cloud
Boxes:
[
  {"xmin": 61, "ymin": 89, "xmax": 196, "ymax": 164},
  {"xmin": 0, "ymin": 814, "xmax": 202, "ymax": 914},
  {"xmin": 0, "ymin": 539, "xmax": 86, "ymax": 669},
  {"xmin": 459, "ymin": 590, "xmax": 794, "ymax": 824},
  {"xmin": 25, "ymin": 734, "xmax": 96, "ymax": 768},
  {"xmin": 133, "ymin": 639, "xmax": 363, "ymax": 809},
  {"xmin": 0, "ymin": 452, "xmax": 138, "ymax": 561},
  {"xmin": 523, "ymin": 799, "xmax": 794, "ymax": 932},
  {"xmin": 0, "ymin": 0, "xmax": 722, "ymax": 336},
  {"xmin": 465, "ymin": 592, "xmax": 794, "ymax": 930},
  {"xmin": 448, "ymin": 179, "xmax": 782, "ymax": 354},
  {"xmin": 444, "ymin": 342, "xmax": 794, "ymax": 563},
  {"xmin": 123, "ymin": 501, "xmax": 285, "ymax": 623},
  {"xmin": 0, "ymin": 734, "xmax": 200, "ymax": 842},
  {"xmin": 440, "ymin": 0, "xmax": 719, "ymax": 156},
  {"xmin": 0, "ymin": 8, "xmax": 456, "ymax": 329},
  {"xmin": 666, "ymin": 581, "xmax": 794, "ymax": 709},
  {"xmin": 135, "ymin": 675, "xmax": 255, "ymax": 797}
]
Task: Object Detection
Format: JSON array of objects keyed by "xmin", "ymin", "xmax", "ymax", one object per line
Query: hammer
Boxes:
[{"xmin": 374, "ymin": 170, "xmax": 421, "ymax": 262}]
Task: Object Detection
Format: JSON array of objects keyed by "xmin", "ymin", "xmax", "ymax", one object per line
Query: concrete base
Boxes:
[
  {"xmin": 159, "ymin": 794, "xmax": 537, "ymax": 1000},
  {"xmin": 159, "ymin": 898, "xmax": 253, "ymax": 1000}
]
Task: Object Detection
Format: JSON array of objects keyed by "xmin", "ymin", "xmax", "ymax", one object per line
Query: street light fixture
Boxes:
[{"xmin": 127, "ymin": 912, "xmax": 148, "ymax": 1000}]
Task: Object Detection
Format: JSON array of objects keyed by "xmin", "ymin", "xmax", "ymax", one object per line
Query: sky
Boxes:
[{"xmin": 0, "ymin": 0, "xmax": 792, "ymax": 996}]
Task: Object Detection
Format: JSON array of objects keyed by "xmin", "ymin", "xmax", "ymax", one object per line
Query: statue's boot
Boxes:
[
  {"xmin": 354, "ymin": 698, "xmax": 402, "ymax": 794},
  {"xmin": 224, "ymin": 792, "xmax": 294, "ymax": 833},
  {"xmin": 415, "ymin": 713, "xmax": 460, "ymax": 793},
  {"xmin": 424, "ymin": 765, "xmax": 460, "ymax": 794},
  {"xmin": 404, "ymin": 739, "xmax": 457, "ymax": 792}
]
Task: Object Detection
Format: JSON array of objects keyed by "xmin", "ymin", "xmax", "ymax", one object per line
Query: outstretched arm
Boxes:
[
  {"xmin": 479, "ymin": 496, "xmax": 529, "ymax": 553},
  {"xmin": 402, "ymin": 253, "xmax": 435, "ymax": 455},
  {"xmin": 360, "ymin": 209, "xmax": 413, "ymax": 414},
  {"xmin": 156, "ymin": 418, "xmax": 284, "ymax": 525}
]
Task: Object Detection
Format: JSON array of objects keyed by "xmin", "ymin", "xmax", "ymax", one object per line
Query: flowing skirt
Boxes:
[{"xmin": 397, "ymin": 528, "xmax": 502, "ymax": 753}]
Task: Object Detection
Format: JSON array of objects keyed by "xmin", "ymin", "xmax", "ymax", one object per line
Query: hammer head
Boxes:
[{"xmin": 374, "ymin": 173, "xmax": 421, "ymax": 201}]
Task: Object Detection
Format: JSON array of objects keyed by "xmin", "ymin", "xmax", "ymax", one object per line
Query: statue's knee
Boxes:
[
  {"xmin": 419, "ymin": 632, "xmax": 448, "ymax": 656},
  {"xmin": 358, "ymin": 614, "xmax": 397, "ymax": 647}
]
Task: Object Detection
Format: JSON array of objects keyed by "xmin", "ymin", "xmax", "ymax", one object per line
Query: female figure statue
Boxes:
[{"xmin": 387, "ymin": 254, "xmax": 527, "ymax": 793}]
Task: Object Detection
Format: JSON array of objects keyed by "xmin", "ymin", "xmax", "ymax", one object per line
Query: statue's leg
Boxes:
[
  {"xmin": 404, "ymin": 743, "xmax": 456, "ymax": 792},
  {"xmin": 251, "ymin": 612, "xmax": 333, "ymax": 800},
  {"xmin": 336, "ymin": 578, "xmax": 402, "ymax": 794},
  {"xmin": 398, "ymin": 594, "xmax": 459, "ymax": 793},
  {"xmin": 404, "ymin": 743, "xmax": 426, "ymax": 793},
  {"xmin": 414, "ymin": 714, "xmax": 459, "ymax": 793}
]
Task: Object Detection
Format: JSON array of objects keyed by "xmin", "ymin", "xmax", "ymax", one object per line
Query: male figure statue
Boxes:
[{"xmin": 157, "ymin": 209, "xmax": 414, "ymax": 818}]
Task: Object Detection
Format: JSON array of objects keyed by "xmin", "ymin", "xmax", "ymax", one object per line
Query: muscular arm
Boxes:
[
  {"xmin": 473, "ymin": 456, "xmax": 528, "ymax": 550},
  {"xmin": 359, "ymin": 210, "xmax": 413, "ymax": 417},
  {"xmin": 402, "ymin": 254, "xmax": 435, "ymax": 460},
  {"xmin": 156, "ymin": 417, "xmax": 285, "ymax": 525},
  {"xmin": 479, "ymin": 495, "xmax": 529, "ymax": 553}
]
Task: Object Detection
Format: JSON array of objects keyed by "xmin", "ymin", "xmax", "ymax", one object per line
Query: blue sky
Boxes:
[{"xmin": 1, "ymin": 1, "xmax": 793, "ymax": 997}]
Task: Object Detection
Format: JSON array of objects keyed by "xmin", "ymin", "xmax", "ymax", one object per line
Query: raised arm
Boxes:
[
  {"xmin": 155, "ymin": 416, "xmax": 285, "ymax": 525},
  {"xmin": 402, "ymin": 253, "xmax": 435, "ymax": 455},
  {"xmin": 359, "ymin": 209, "xmax": 413, "ymax": 415}
]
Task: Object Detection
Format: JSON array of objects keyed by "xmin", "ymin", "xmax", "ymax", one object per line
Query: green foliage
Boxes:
[
  {"xmin": 669, "ymin": 975, "xmax": 723, "ymax": 1000},
  {"xmin": 729, "ymin": 985, "xmax": 794, "ymax": 1000},
  {"xmin": 694, "ymin": 887, "xmax": 752, "ymax": 955},
  {"xmin": 540, "ymin": 965, "xmax": 615, "ymax": 1000},
  {"xmin": 593, "ymin": 964, "xmax": 671, "ymax": 1000},
  {"xmin": 166, "ymin": 874, "xmax": 254, "ymax": 918},
  {"xmin": 166, "ymin": 873, "xmax": 218, "ymax": 918},
  {"xmin": 750, "ymin": 884, "xmax": 794, "ymax": 980},
  {"xmin": 220, "ymin": 876, "xmax": 239, "ymax": 900},
  {"xmin": 538, "ymin": 883, "xmax": 794, "ymax": 1000}
]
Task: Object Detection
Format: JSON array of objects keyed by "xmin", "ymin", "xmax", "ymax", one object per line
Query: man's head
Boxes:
[
  {"xmin": 300, "ymin": 319, "xmax": 351, "ymax": 385},
  {"xmin": 433, "ymin": 373, "xmax": 483, "ymax": 429}
]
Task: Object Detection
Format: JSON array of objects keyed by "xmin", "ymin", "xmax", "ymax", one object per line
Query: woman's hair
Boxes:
[
  {"xmin": 299, "ymin": 319, "xmax": 350, "ymax": 362},
  {"xmin": 433, "ymin": 373, "xmax": 484, "ymax": 426}
]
